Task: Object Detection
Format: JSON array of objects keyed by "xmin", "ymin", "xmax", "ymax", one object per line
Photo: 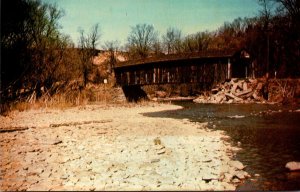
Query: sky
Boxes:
[{"xmin": 43, "ymin": 0, "xmax": 261, "ymax": 48}]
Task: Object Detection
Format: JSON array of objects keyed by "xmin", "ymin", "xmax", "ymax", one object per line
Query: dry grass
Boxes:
[
  {"xmin": 268, "ymin": 78, "xmax": 299, "ymax": 103},
  {"xmin": 0, "ymin": 83, "xmax": 159, "ymax": 115},
  {"xmin": 0, "ymin": 84, "xmax": 112, "ymax": 114}
]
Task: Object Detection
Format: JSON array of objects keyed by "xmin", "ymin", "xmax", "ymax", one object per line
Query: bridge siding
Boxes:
[{"xmin": 115, "ymin": 57, "xmax": 231, "ymax": 86}]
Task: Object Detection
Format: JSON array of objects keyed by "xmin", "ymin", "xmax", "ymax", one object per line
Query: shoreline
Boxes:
[{"xmin": 0, "ymin": 103, "xmax": 249, "ymax": 191}]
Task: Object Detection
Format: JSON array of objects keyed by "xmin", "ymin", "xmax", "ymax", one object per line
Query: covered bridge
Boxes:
[{"xmin": 114, "ymin": 49, "xmax": 252, "ymax": 87}]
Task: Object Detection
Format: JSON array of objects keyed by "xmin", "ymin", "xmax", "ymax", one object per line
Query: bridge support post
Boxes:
[{"xmin": 227, "ymin": 58, "xmax": 232, "ymax": 79}]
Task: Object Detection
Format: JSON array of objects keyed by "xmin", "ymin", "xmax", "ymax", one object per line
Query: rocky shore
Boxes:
[
  {"xmin": 1, "ymin": 103, "xmax": 249, "ymax": 191},
  {"xmin": 193, "ymin": 78, "xmax": 268, "ymax": 104},
  {"xmin": 193, "ymin": 78, "xmax": 300, "ymax": 104}
]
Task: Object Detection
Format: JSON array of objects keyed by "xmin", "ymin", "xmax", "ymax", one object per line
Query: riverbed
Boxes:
[
  {"xmin": 0, "ymin": 103, "xmax": 247, "ymax": 191},
  {"xmin": 1, "ymin": 102, "xmax": 299, "ymax": 190},
  {"xmin": 166, "ymin": 101, "xmax": 300, "ymax": 190}
]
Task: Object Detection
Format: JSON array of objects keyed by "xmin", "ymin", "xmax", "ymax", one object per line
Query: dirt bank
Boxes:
[{"xmin": 0, "ymin": 103, "xmax": 249, "ymax": 190}]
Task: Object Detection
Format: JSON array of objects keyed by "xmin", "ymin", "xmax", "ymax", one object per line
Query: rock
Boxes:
[
  {"xmin": 193, "ymin": 78, "xmax": 271, "ymax": 104},
  {"xmin": 227, "ymin": 115, "xmax": 245, "ymax": 119},
  {"xmin": 225, "ymin": 93, "xmax": 243, "ymax": 102},
  {"xmin": 51, "ymin": 140, "xmax": 62, "ymax": 145},
  {"xmin": 59, "ymin": 156, "xmax": 70, "ymax": 163},
  {"xmin": 214, "ymin": 94, "xmax": 225, "ymax": 103},
  {"xmin": 68, "ymin": 177, "xmax": 79, "ymax": 184},
  {"xmin": 237, "ymin": 81, "xmax": 244, "ymax": 90},
  {"xmin": 231, "ymin": 83, "xmax": 238, "ymax": 93},
  {"xmin": 252, "ymin": 91, "xmax": 261, "ymax": 100},
  {"xmin": 202, "ymin": 171, "xmax": 219, "ymax": 181},
  {"xmin": 77, "ymin": 145, "xmax": 85, "ymax": 150},
  {"xmin": 229, "ymin": 160, "xmax": 245, "ymax": 170},
  {"xmin": 39, "ymin": 169, "xmax": 52, "ymax": 178},
  {"xmin": 154, "ymin": 145, "xmax": 165, "ymax": 150},
  {"xmin": 227, "ymin": 99, "xmax": 233, "ymax": 103},
  {"xmin": 157, "ymin": 149, "xmax": 166, "ymax": 155},
  {"xmin": 151, "ymin": 159, "xmax": 160, "ymax": 163},
  {"xmin": 234, "ymin": 89, "xmax": 252, "ymax": 97},
  {"xmin": 155, "ymin": 91, "xmax": 168, "ymax": 98},
  {"xmin": 232, "ymin": 178, "xmax": 240, "ymax": 183},
  {"xmin": 285, "ymin": 161, "xmax": 300, "ymax": 171},
  {"xmin": 154, "ymin": 137, "xmax": 162, "ymax": 145},
  {"xmin": 60, "ymin": 174, "xmax": 69, "ymax": 180},
  {"xmin": 248, "ymin": 78, "xmax": 257, "ymax": 84},
  {"xmin": 202, "ymin": 158, "xmax": 212, "ymax": 163},
  {"xmin": 35, "ymin": 168, "xmax": 44, "ymax": 174},
  {"xmin": 242, "ymin": 82, "xmax": 248, "ymax": 91},
  {"xmin": 222, "ymin": 173, "xmax": 233, "ymax": 182},
  {"xmin": 256, "ymin": 82, "xmax": 263, "ymax": 90},
  {"xmin": 235, "ymin": 171, "xmax": 246, "ymax": 179},
  {"xmin": 211, "ymin": 88, "xmax": 219, "ymax": 94}
]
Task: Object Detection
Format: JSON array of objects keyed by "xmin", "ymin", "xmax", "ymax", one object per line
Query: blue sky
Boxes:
[{"xmin": 43, "ymin": 0, "xmax": 261, "ymax": 48}]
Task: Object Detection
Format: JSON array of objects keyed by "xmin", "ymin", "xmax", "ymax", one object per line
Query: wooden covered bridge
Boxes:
[{"xmin": 114, "ymin": 49, "xmax": 252, "ymax": 87}]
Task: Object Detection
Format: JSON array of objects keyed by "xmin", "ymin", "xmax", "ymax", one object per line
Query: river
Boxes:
[{"xmin": 167, "ymin": 101, "xmax": 300, "ymax": 190}]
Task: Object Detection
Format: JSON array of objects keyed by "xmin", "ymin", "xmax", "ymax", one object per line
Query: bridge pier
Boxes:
[{"xmin": 121, "ymin": 85, "xmax": 148, "ymax": 102}]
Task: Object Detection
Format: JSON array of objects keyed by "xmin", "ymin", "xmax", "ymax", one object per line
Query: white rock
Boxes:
[
  {"xmin": 60, "ymin": 174, "xmax": 69, "ymax": 180},
  {"xmin": 235, "ymin": 171, "xmax": 246, "ymax": 179},
  {"xmin": 232, "ymin": 178, "xmax": 240, "ymax": 183},
  {"xmin": 201, "ymin": 171, "xmax": 219, "ymax": 181},
  {"xmin": 222, "ymin": 173, "xmax": 232, "ymax": 182},
  {"xmin": 157, "ymin": 149, "xmax": 166, "ymax": 155},
  {"xmin": 227, "ymin": 115, "xmax": 245, "ymax": 119},
  {"xmin": 285, "ymin": 161, "xmax": 300, "ymax": 171},
  {"xmin": 229, "ymin": 160, "xmax": 245, "ymax": 170}
]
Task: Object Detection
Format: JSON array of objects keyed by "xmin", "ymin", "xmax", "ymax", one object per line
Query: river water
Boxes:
[{"xmin": 169, "ymin": 102, "xmax": 300, "ymax": 190}]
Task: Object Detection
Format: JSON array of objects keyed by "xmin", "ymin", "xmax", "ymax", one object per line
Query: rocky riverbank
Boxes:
[
  {"xmin": 194, "ymin": 78, "xmax": 300, "ymax": 104},
  {"xmin": 0, "ymin": 103, "xmax": 249, "ymax": 191}
]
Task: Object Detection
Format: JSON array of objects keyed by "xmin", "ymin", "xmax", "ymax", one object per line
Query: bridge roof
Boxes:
[{"xmin": 114, "ymin": 49, "xmax": 237, "ymax": 69}]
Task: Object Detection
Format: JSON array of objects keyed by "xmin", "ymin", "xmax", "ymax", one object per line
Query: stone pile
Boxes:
[{"xmin": 194, "ymin": 78, "xmax": 267, "ymax": 104}]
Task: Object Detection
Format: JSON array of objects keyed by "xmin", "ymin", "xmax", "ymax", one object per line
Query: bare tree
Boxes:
[
  {"xmin": 273, "ymin": 0, "xmax": 300, "ymax": 18},
  {"xmin": 162, "ymin": 27, "xmax": 182, "ymax": 54},
  {"xmin": 194, "ymin": 31, "xmax": 211, "ymax": 52},
  {"xmin": 258, "ymin": 0, "xmax": 273, "ymax": 26},
  {"xmin": 102, "ymin": 40, "xmax": 120, "ymax": 73},
  {"xmin": 2, "ymin": 0, "xmax": 71, "ymax": 94},
  {"xmin": 78, "ymin": 24, "xmax": 100, "ymax": 87},
  {"xmin": 182, "ymin": 34, "xmax": 196, "ymax": 52},
  {"xmin": 127, "ymin": 24, "xmax": 158, "ymax": 59},
  {"xmin": 181, "ymin": 31, "xmax": 212, "ymax": 53},
  {"xmin": 153, "ymin": 39, "xmax": 163, "ymax": 56}
]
